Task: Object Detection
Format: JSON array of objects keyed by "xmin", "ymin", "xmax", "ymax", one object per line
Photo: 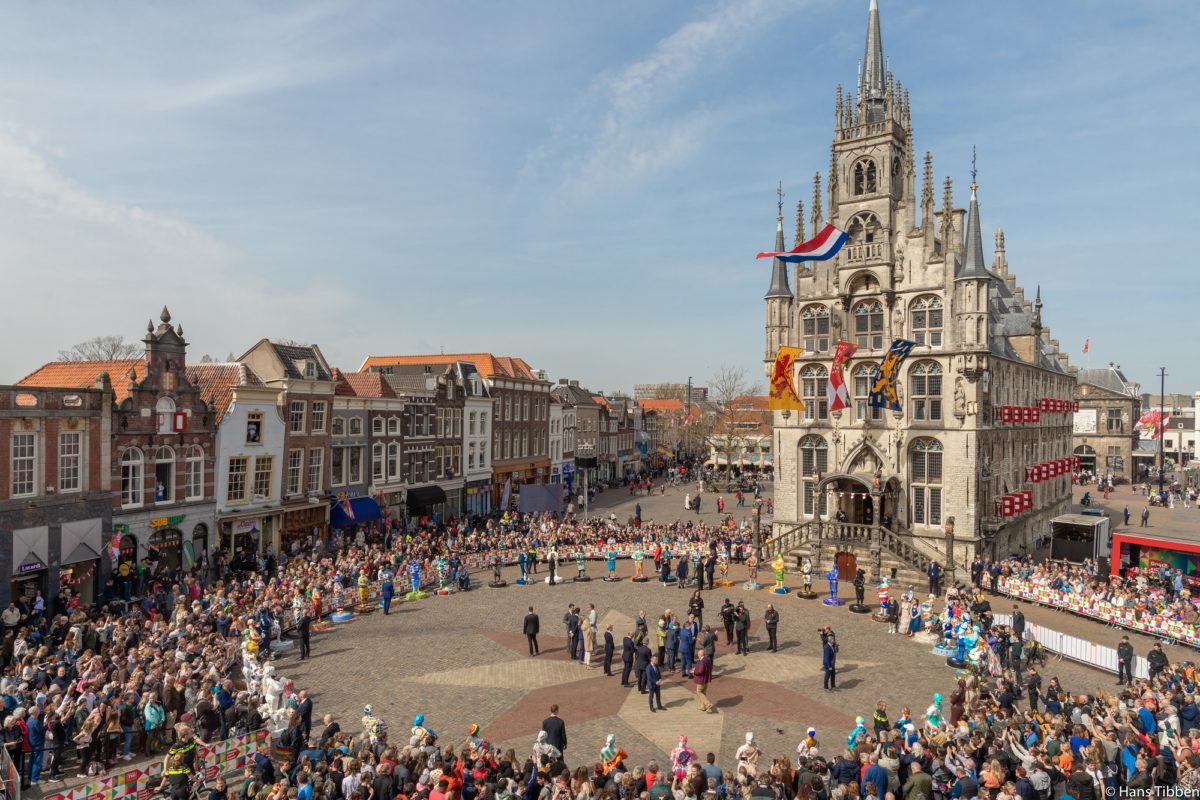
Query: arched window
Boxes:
[
  {"xmin": 153, "ymin": 446, "xmax": 174, "ymax": 503},
  {"xmin": 853, "ymin": 159, "xmax": 877, "ymax": 195},
  {"xmin": 911, "ymin": 295, "xmax": 943, "ymax": 347},
  {"xmin": 387, "ymin": 443, "xmax": 400, "ymax": 479},
  {"xmin": 801, "ymin": 366, "xmax": 829, "ymax": 421},
  {"xmin": 910, "ymin": 438, "xmax": 943, "ymax": 526},
  {"xmin": 853, "ymin": 301, "xmax": 884, "ymax": 350},
  {"xmin": 800, "ymin": 435, "xmax": 829, "ymax": 517},
  {"xmin": 156, "ymin": 396, "xmax": 176, "ymax": 435},
  {"xmin": 910, "ymin": 361, "xmax": 943, "ymax": 421},
  {"xmin": 182, "ymin": 446, "xmax": 203, "ymax": 501},
  {"xmin": 853, "ymin": 364, "xmax": 882, "ymax": 422},
  {"xmin": 372, "ymin": 442, "xmax": 385, "ymax": 481},
  {"xmin": 801, "ymin": 305, "xmax": 830, "ymax": 354},
  {"xmin": 121, "ymin": 447, "xmax": 144, "ymax": 508},
  {"xmin": 847, "ymin": 212, "xmax": 882, "ymax": 244}
]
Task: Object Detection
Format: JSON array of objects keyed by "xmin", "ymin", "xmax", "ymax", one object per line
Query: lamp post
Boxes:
[{"xmin": 1158, "ymin": 367, "xmax": 1167, "ymax": 499}]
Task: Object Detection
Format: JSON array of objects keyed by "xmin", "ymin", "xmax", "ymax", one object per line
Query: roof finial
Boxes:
[
  {"xmin": 160, "ymin": 305, "xmax": 171, "ymax": 324},
  {"xmin": 776, "ymin": 181, "xmax": 785, "ymax": 220},
  {"xmin": 147, "ymin": 319, "xmax": 154, "ymax": 334},
  {"xmin": 811, "ymin": 172, "xmax": 823, "ymax": 231},
  {"xmin": 970, "ymin": 145, "xmax": 978, "ymax": 190}
]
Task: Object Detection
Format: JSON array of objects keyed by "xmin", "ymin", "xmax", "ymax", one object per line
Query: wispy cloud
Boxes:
[
  {"xmin": 532, "ymin": 0, "xmax": 799, "ymax": 195},
  {"xmin": 0, "ymin": 125, "xmax": 224, "ymax": 253}
]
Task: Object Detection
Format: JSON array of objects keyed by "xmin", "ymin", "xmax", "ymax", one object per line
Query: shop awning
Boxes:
[
  {"xmin": 60, "ymin": 518, "xmax": 104, "ymax": 566},
  {"xmin": 329, "ymin": 497, "xmax": 382, "ymax": 528},
  {"xmin": 407, "ymin": 485, "xmax": 447, "ymax": 508}
]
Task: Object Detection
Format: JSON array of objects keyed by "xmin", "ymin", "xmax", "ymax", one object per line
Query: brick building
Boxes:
[
  {"xmin": 0, "ymin": 382, "xmax": 111, "ymax": 607},
  {"xmin": 362, "ymin": 353, "xmax": 550, "ymax": 511},
  {"xmin": 20, "ymin": 308, "xmax": 218, "ymax": 581}
]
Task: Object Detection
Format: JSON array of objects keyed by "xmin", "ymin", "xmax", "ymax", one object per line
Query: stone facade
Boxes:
[
  {"xmin": 765, "ymin": 2, "xmax": 1075, "ymax": 580},
  {"xmin": 1072, "ymin": 365, "xmax": 1141, "ymax": 482}
]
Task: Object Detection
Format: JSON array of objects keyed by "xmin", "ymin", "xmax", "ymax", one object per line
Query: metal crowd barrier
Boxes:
[{"xmin": 993, "ymin": 612, "xmax": 1150, "ymax": 679}]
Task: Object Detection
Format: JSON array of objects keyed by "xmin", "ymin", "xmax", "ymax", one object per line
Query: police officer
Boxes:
[
  {"xmin": 720, "ymin": 598, "xmax": 736, "ymax": 646},
  {"xmin": 158, "ymin": 723, "xmax": 198, "ymax": 800},
  {"xmin": 734, "ymin": 601, "xmax": 750, "ymax": 656},
  {"xmin": 763, "ymin": 604, "xmax": 780, "ymax": 652},
  {"xmin": 1116, "ymin": 635, "xmax": 1134, "ymax": 686}
]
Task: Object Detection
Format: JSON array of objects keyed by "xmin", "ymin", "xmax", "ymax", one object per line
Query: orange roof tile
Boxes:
[
  {"xmin": 636, "ymin": 398, "xmax": 684, "ymax": 413},
  {"xmin": 360, "ymin": 353, "xmax": 537, "ymax": 380},
  {"xmin": 337, "ymin": 371, "xmax": 397, "ymax": 399},
  {"xmin": 18, "ymin": 360, "xmax": 143, "ymax": 403},
  {"xmin": 187, "ymin": 363, "xmax": 263, "ymax": 423}
]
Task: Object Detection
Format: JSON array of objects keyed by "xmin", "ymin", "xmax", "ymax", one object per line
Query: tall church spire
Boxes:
[
  {"xmin": 860, "ymin": 0, "xmax": 886, "ymax": 123},
  {"xmin": 765, "ymin": 186, "xmax": 793, "ymax": 300},
  {"xmin": 957, "ymin": 152, "xmax": 990, "ymax": 279}
]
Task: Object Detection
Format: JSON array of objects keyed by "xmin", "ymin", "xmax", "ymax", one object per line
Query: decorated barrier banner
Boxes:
[{"xmin": 45, "ymin": 728, "xmax": 270, "ymax": 800}]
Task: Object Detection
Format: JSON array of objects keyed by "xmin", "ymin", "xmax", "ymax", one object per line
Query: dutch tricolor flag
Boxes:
[{"xmin": 756, "ymin": 223, "xmax": 849, "ymax": 263}]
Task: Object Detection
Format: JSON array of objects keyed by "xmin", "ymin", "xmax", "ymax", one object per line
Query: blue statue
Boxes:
[
  {"xmin": 826, "ymin": 565, "xmax": 839, "ymax": 599},
  {"xmin": 408, "ymin": 560, "xmax": 422, "ymax": 594}
]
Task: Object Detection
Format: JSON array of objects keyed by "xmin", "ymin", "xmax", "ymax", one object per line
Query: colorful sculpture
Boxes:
[
  {"xmin": 631, "ymin": 547, "xmax": 646, "ymax": 581},
  {"xmin": 801, "ymin": 557, "xmax": 813, "ymax": 592},
  {"xmin": 771, "ymin": 554, "xmax": 788, "ymax": 593},
  {"xmin": 823, "ymin": 564, "xmax": 844, "ymax": 605}
]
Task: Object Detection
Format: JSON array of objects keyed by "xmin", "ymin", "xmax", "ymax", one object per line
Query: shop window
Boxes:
[{"xmin": 154, "ymin": 446, "xmax": 175, "ymax": 503}]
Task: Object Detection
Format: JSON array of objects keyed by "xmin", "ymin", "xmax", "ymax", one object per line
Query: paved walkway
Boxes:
[{"xmin": 283, "ymin": 555, "xmax": 1138, "ymax": 771}]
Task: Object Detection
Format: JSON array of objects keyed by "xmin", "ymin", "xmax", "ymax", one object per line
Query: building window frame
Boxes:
[
  {"xmin": 58, "ymin": 431, "xmax": 82, "ymax": 494},
  {"xmin": 227, "ymin": 456, "xmax": 249, "ymax": 504},
  {"xmin": 289, "ymin": 401, "xmax": 305, "ymax": 433},
  {"xmin": 252, "ymin": 455, "xmax": 274, "ymax": 500},
  {"xmin": 120, "ymin": 447, "xmax": 144, "ymax": 508},
  {"xmin": 801, "ymin": 305, "xmax": 831, "ymax": 354},
  {"xmin": 308, "ymin": 448, "xmax": 323, "ymax": 492},
  {"xmin": 910, "ymin": 437, "xmax": 943, "ymax": 526},
  {"xmin": 910, "ymin": 361, "xmax": 943, "ymax": 422},
  {"xmin": 11, "ymin": 432, "xmax": 36, "ymax": 498},
  {"xmin": 286, "ymin": 449, "xmax": 303, "ymax": 496},
  {"xmin": 911, "ymin": 295, "xmax": 943, "ymax": 348},
  {"xmin": 853, "ymin": 300, "xmax": 885, "ymax": 351},
  {"xmin": 801, "ymin": 366, "xmax": 829, "ymax": 421}
]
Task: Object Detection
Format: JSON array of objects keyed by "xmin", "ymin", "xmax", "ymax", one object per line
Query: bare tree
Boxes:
[
  {"xmin": 198, "ymin": 353, "xmax": 216, "ymax": 363},
  {"xmin": 57, "ymin": 335, "xmax": 141, "ymax": 362},
  {"xmin": 652, "ymin": 383, "xmax": 688, "ymax": 401},
  {"xmin": 705, "ymin": 364, "xmax": 753, "ymax": 472}
]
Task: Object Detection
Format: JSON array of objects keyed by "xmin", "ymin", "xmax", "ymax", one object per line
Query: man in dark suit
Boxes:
[
  {"xmin": 541, "ymin": 704, "xmax": 567, "ymax": 753},
  {"xmin": 635, "ymin": 640, "xmax": 652, "ymax": 693},
  {"xmin": 763, "ymin": 604, "xmax": 779, "ymax": 652},
  {"xmin": 524, "ymin": 606, "xmax": 540, "ymax": 656},
  {"xmin": 565, "ymin": 605, "xmax": 580, "ymax": 661},
  {"xmin": 734, "ymin": 602, "xmax": 750, "ymax": 655},
  {"xmin": 927, "ymin": 561, "xmax": 942, "ymax": 597},
  {"xmin": 620, "ymin": 632, "xmax": 635, "ymax": 686},
  {"xmin": 603, "ymin": 625, "xmax": 615, "ymax": 676},
  {"xmin": 704, "ymin": 553, "xmax": 716, "ymax": 591},
  {"xmin": 822, "ymin": 634, "xmax": 837, "ymax": 691},
  {"xmin": 1011, "ymin": 605, "xmax": 1025, "ymax": 639},
  {"xmin": 296, "ymin": 689, "xmax": 313, "ymax": 738},
  {"xmin": 298, "ymin": 612, "xmax": 312, "ymax": 660},
  {"xmin": 646, "ymin": 655, "xmax": 665, "ymax": 712}
]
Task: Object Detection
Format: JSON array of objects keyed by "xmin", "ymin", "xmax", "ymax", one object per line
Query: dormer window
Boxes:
[
  {"xmin": 303, "ymin": 361, "xmax": 315, "ymax": 378},
  {"xmin": 246, "ymin": 411, "xmax": 263, "ymax": 444}
]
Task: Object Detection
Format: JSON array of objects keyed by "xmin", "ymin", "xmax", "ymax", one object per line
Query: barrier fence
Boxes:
[
  {"xmin": 0, "ymin": 742, "xmax": 20, "ymax": 800},
  {"xmin": 995, "ymin": 575, "xmax": 1200, "ymax": 649},
  {"xmin": 992, "ymin": 612, "xmax": 1150, "ymax": 679},
  {"xmin": 43, "ymin": 728, "xmax": 270, "ymax": 800}
]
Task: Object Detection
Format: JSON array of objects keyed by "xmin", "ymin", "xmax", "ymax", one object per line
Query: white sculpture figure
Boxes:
[{"xmin": 262, "ymin": 665, "xmax": 284, "ymax": 713}]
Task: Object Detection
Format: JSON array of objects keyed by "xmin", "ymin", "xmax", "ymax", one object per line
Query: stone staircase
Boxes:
[{"xmin": 762, "ymin": 519, "xmax": 955, "ymax": 587}]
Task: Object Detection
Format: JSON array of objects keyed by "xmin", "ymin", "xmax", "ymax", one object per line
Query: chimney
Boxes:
[
  {"xmin": 569, "ymin": 380, "xmax": 579, "ymax": 387},
  {"xmin": 558, "ymin": 378, "xmax": 568, "ymax": 385}
]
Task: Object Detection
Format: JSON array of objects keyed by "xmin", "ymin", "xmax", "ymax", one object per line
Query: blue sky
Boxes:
[{"xmin": 0, "ymin": 1, "xmax": 1196, "ymax": 395}]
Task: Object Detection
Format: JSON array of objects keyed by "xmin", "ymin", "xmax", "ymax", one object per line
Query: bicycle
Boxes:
[{"xmin": 146, "ymin": 774, "xmax": 210, "ymax": 800}]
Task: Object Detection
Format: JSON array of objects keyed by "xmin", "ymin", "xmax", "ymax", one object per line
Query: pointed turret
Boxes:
[
  {"xmin": 992, "ymin": 228, "xmax": 1008, "ymax": 275},
  {"xmin": 1032, "ymin": 285, "xmax": 1044, "ymax": 336},
  {"xmin": 921, "ymin": 152, "xmax": 934, "ymax": 231},
  {"xmin": 811, "ymin": 172, "xmax": 823, "ymax": 235},
  {"xmin": 765, "ymin": 217, "xmax": 793, "ymax": 300},
  {"xmin": 860, "ymin": 0, "xmax": 886, "ymax": 123},
  {"xmin": 794, "ymin": 199, "xmax": 806, "ymax": 246},
  {"xmin": 956, "ymin": 175, "xmax": 990, "ymax": 280}
]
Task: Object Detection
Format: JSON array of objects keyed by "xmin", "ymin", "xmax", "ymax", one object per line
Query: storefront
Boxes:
[
  {"xmin": 112, "ymin": 506, "xmax": 215, "ymax": 580},
  {"xmin": 58, "ymin": 518, "xmax": 104, "ymax": 606},
  {"xmin": 464, "ymin": 481, "xmax": 492, "ymax": 515},
  {"xmin": 281, "ymin": 504, "xmax": 328, "ymax": 552},
  {"xmin": 10, "ymin": 525, "xmax": 50, "ymax": 607},
  {"xmin": 218, "ymin": 514, "xmax": 277, "ymax": 557},
  {"xmin": 406, "ymin": 486, "xmax": 447, "ymax": 521},
  {"xmin": 329, "ymin": 496, "xmax": 382, "ymax": 532}
]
